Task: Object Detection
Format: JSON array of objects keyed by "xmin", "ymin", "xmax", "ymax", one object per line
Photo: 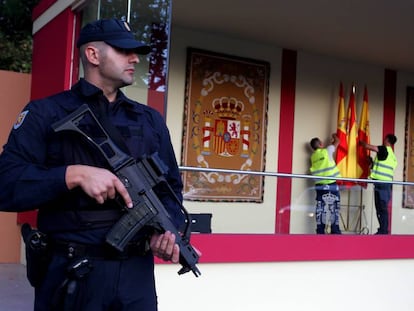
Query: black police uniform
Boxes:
[{"xmin": 0, "ymin": 78, "xmax": 185, "ymax": 311}]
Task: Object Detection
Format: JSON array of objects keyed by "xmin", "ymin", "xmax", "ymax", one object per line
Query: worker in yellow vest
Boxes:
[
  {"xmin": 309, "ymin": 133, "xmax": 341, "ymax": 234},
  {"xmin": 359, "ymin": 134, "xmax": 397, "ymax": 234}
]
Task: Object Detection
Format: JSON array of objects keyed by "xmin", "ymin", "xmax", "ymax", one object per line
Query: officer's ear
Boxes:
[{"xmin": 83, "ymin": 43, "xmax": 103, "ymax": 66}]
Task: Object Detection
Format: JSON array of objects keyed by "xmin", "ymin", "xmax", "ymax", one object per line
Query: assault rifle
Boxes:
[{"xmin": 52, "ymin": 104, "xmax": 201, "ymax": 277}]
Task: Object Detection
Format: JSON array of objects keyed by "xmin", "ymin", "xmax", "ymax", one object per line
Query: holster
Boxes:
[
  {"xmin": 21, "ymin": 223, "xmax": 52, "ymax": 287},
  {"xmin": 51, "ymin": 258, "xmax": 93, "ymax": 311}
]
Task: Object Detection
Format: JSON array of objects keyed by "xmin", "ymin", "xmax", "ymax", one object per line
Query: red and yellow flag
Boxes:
[
  {"xmin": 346, "ymin": 84, "xmax": 363, "ymax": 180},
  {"xmin": 357, "ymin": 85, "xmax": 371, "ymax": 183},
  {"xmin": 335, "ymin": 82, "xmax": 348, "ymax": 178}
]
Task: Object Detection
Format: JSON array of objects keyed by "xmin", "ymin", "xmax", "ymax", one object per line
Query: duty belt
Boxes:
[{"xmin": 52, "ymin": 239, "xmax": 150, "ymax": 260}]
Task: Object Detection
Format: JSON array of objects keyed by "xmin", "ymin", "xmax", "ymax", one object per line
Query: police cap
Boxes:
[{"xmin": 76, "ymin": 18, "xmax": 150, "ymax": 55}]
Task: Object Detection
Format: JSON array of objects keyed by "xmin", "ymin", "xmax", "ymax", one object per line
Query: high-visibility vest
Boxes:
[
  {"xmin": 310, "ymin": 148, "xmax": 341, "ymax": 184},
  {"xmin": 370, "ymin": 146, "xmax": 397, "ymax": 181}
]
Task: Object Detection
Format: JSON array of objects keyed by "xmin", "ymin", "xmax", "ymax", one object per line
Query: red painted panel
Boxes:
[
  {"xmin": 31, "ymin": 9, "xmax": 75, "ymax": 100},
  {"xmin": 383, "ymin": 69, "xmax": 396, "ymax": 136},
  {"xmin": 147, "ymin": 89, "xmax": 165, "ymax": 116},
  {"xmin": 275, "ymin": 49, "xmax": 297, "ymax": 234},
  {"xmin": 159, "ymin": 234, "xmax": 414, "ymax": 264},
  {"xmin": 383, "ymin": 69, "xmax": 397, "ymax": 233}
]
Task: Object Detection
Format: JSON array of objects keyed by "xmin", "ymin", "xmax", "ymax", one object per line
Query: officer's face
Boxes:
[{"xmin": 98, "ymin": 44, "xmax": 140, "ymax": 88}]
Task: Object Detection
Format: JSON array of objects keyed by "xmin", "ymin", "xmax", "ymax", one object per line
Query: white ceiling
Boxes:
[{"xmin": 172, "ymin": 0, "xmax": 414, "ymax": 72}]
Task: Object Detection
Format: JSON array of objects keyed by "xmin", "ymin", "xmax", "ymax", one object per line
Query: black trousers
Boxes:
[
  {"xmin": 373, "ymin": 182, "xmax": 392, "ymax": 234},
  {"xmin": 34, "ymin": 252, "xmax": 157, "ymax": 311}
]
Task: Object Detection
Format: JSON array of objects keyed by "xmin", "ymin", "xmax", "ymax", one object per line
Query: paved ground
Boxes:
[{"xmin": 0, "ymin": 264, "xmax": 33, "ymax": 311}]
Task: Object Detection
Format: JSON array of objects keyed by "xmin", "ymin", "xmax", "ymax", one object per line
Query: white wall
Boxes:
[{"xmin": 155, "ymin": 259, "xmax": 414, "ymax": 311}]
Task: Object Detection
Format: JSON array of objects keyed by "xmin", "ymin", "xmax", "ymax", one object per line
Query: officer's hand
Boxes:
[
  {"xmin": 65, "ymin": 165, "xmax": 133, "ymax": 208},
  {"xmin": 150, "ymin": 231, "xmax": 180, "ymax": 263}
]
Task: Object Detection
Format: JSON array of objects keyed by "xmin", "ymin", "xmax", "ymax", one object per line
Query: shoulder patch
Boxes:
[{"xmin": 13, "ymin": 110, "xmax": 29, "ymax": 130}]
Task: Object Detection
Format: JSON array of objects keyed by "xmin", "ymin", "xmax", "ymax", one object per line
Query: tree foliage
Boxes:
[{"xmin": 0, "ymin": 0, "xmax": 41, "ymax": 73}]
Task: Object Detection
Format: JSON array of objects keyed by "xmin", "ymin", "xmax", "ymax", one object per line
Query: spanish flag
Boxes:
[
  {"xmin": 346, "ymin": 84, "xmax": 363, "ymax": 180},
  {"xmin": 335, "ymin": 82, "xmax": 348, "ymax": 179},
  {"xmin": 357, "ymin": 85, "xmax": 371, "ymax": 184}
]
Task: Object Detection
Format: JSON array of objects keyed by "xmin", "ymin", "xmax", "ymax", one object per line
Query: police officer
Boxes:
[
  {"xmin": 360, "ymin": 134, "xmax": 397, "ymax": 234},
  {"xmin": 0, "ymin": 18, "xmax": 188, "ymax": 310},
  {"xmin": 309, "ymin": 133, "xmax": 342, "ymax": 234}
]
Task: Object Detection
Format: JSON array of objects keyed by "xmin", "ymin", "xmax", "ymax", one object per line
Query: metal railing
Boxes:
[{"xmin": 179, "ymin": 165, "xmax": 414, "ymax": 186}]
